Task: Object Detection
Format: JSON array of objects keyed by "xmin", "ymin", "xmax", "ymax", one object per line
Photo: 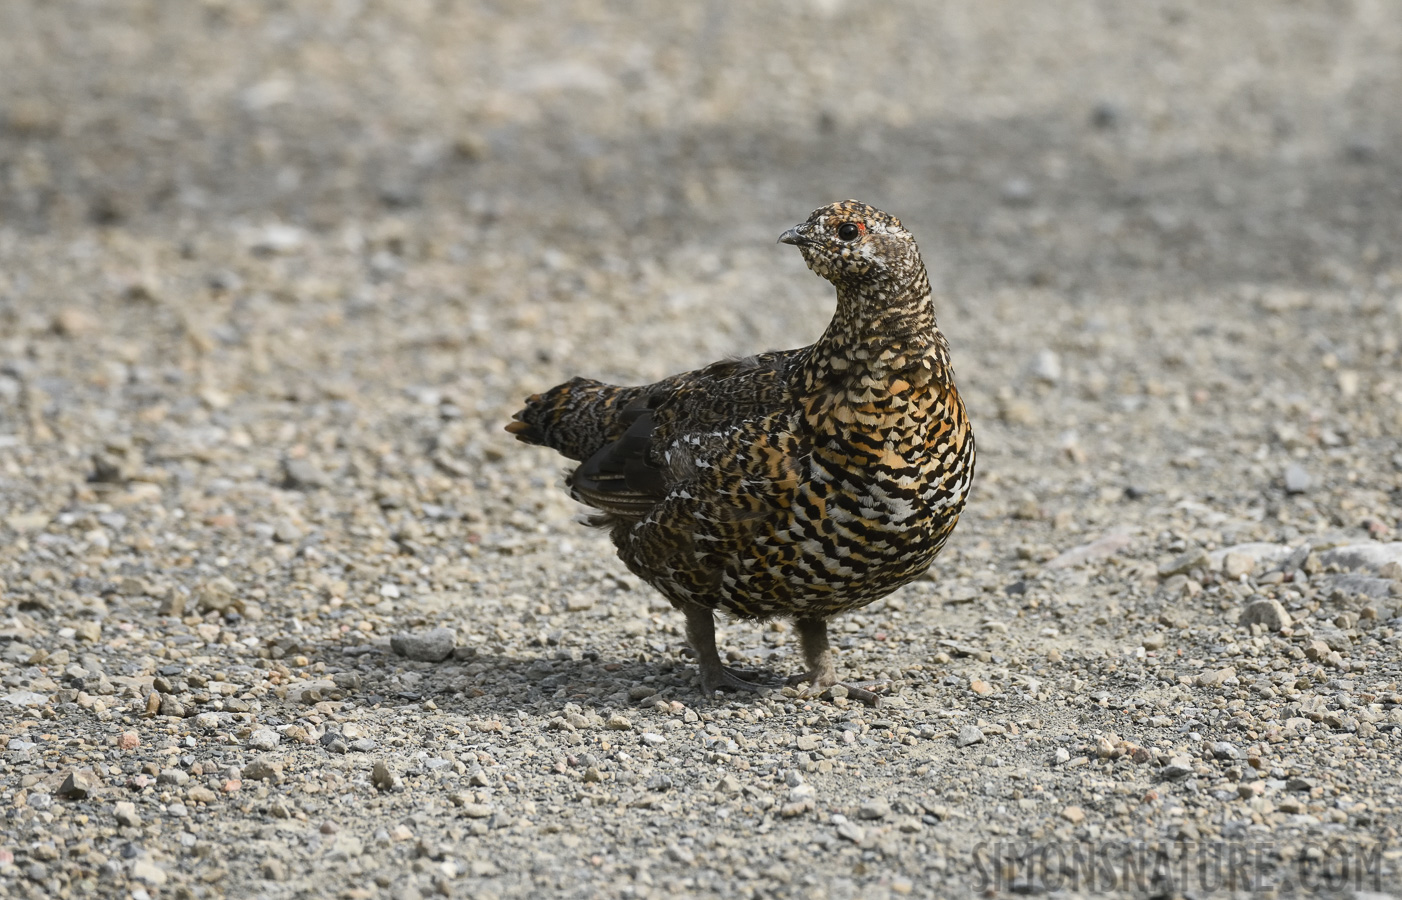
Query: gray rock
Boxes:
[
  {"xmin": 955, "ymin": 725, "xmax": 985, "ymax": 748},
  {"xmin": 2, "ymin": 691, "xmax": 48, "ymax": 708},
  {"xmin": 243, "ymin": 758, "xmax": 282, "ymax": 782},
  {"xmin": 282, "ymin": 458, "xmax": 332, "ymax": 490},
  {"xmin": 372, "ymin": 760, "xmax": 397, "ymax": 792},
  {"xmin": 1161, "ymin": 757, "xmax": 1194, "ymax": 779},
  {"xmin": 58, "ymin": 771, "xmax": 92, "ymax": 799},
  {"xmin": 1210, "ymin": 742, "xmax": 1240, "ymax": 760},
  {"xmin": 114, "ymin": 801, "xmax": 142, "ymax": 827},
  {"xmin": 1239, "ymin": 598, "xmax": 1292, "ymax": 632},
  {"xmin": 857, "ymin": 799, "xmax": 890, "ymax": 820},
  {"xmin": 1283, "ymin": 463, "xmax": 1312, "ymax": 494},
  {"xmin": 390, "ymin": 627, "xmax": 456, "ymax": 662},
  {"xmin": 1318, "ymin": 543, "xmax": 1402, "ymax": 573},
  {"xmin": 248, "ymin": 728, "xmax": 280, "ymax": 751},
  {"xmin": 1159, "ymin": 547, "xmax": 1210, "ymax": 578}
]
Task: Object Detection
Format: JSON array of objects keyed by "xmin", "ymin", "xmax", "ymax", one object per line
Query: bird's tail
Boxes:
[{"xmin": 506, "ymin": 377, "xmax": 644, "ymax": 462}]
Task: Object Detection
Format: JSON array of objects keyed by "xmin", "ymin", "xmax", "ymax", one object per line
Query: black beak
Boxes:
[{"xmin": 778, "ymin": 225, "xmax": 808, "ymax": 246}]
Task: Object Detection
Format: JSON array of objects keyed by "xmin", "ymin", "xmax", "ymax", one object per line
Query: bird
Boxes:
[{"xmin": 506, "ymin": 200, "xmax": 975, "ymax": 700}]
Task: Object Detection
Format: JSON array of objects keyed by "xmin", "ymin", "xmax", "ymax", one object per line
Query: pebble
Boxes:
[
  {"xmin": 1160, "ymin": 757, "xmax": 1194, "ymax": 779},
  {"xmin": 243, "ymin": 758, "xmax": 283, "ymax": 782},
  {"xmin": 114, "ymin": 801, "xmax": 142, "ymax": 827},
  {"xmin": 282, "ymin": 457, "xmax": 332, "ymax": 490},
  {"xmin": 58, "ymin": 771, "xmax": 92, "ymax": 799},
  {"xmin": 955, "ymin": 725, "xmax": 985, "ymax": 748},
  {"xmin": 390, "ymin": 627, "xmax": 456, "ymax": 662},
  {"xmin": 1221, "ymin": 551, "xmax": 1256, "ymax": 579},
  {"xmin": 1159, "ymin": 546, "xmax": 1210, "ymax": 578},
  {"xmin": 1239, "ymin": 598, "xmax": 1292, "ymax": 632},
  {"xmin": 1060, "ymin": 805, "xmax": 1086, "ymax": 824},
  {"xmin": 1210, "ymin": 742, "xmax": 1240, "ymax": 760},
  {"xmin": 857, "ymin": 799, "xmax": 890, "ymax": 820},
  {"xmin": 248, "ymin": 728, "xmax": 281, "ymax": 751},
  {"xmin": 835, "ymin": 819, "xmax": 865, "ymax": 843},
  {"xmin": 372, "ymin": 761, "xmax": 398, "ymax": 792},
  {"xmin": 1283, "ymin": 463, "xmax": 1312, "ymax": 494}
]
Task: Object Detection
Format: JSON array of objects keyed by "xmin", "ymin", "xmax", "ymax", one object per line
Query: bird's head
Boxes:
[{"xmin": 778, "ymin": 200, "xmax": 917, "ymax": 286}]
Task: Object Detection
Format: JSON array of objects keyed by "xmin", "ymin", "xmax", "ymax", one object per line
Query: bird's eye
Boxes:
[{"xmin": 837, "ymin": 222, "xmax": 862, "ymax": 241}]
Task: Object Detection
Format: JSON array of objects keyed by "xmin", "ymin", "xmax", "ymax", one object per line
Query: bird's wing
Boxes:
[{"xmin": 568, "ymin": 351, "xmax": 803, "ymax": 518}]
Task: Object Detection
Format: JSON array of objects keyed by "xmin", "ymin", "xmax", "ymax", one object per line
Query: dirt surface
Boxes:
[{"xmin": 3, "ymin": 2, "xmax": 1402, "ymax": 897}]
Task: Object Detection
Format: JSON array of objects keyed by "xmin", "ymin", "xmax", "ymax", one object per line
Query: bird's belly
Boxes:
[{"xmin": 715, "ymin": 469, "xmax": 955, "ymax": 618}]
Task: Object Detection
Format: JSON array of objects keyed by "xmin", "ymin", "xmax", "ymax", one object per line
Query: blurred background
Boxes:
[{"xmin": 4, "ymin": 1, "xmax": 1401, "ymax": 284}]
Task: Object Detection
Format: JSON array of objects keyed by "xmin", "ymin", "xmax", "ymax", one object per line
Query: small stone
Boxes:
[
  {"xmin": 795, "ymin": 734, "xmax": 819, "ymax": 751},
  {"xmin": 1283, "ymin": 464, "xmax": 1312, "ymax": 494},
  {"xmin": 372, "ymin": 761, "xmax": 397, "ymax": 792},
  {"xmin": 1052, "ymin": 748, "xmax": 1071, "ymax": 766},
  {"xmin": 1222, "ymin": 552, "xmax": 1256, "ymax": 579},
  {"xmin": 114, "ymin": 801, "xmax": 142, "ymax": 827},
  {"xmin": 242, "ymin": 758, "xmax": 282, "ymax": 782},
  {"xmin": 955, "ymin": 725, "xmax": 985, "ymax": 748},
  {"xmin": 130, "ymin": 859, "xmax": 167, "ymax": 885},
  {"xmin": 282, "ymin": 458, "xmax": 332, "ymax": 490},
  {"xmin": 1031, "ymin": 349, "xmax": 1061, "ymax": 383},
  {"xmin": 1210, "ymin": 742, "xmax": 1240, "ymax": 760},
  {"xmin": 606, "ymin": 714, "xmax": 633, "ymax": 731},
  {"xmin": 835, "ymin": 820, "xmax": 864, "ymax": 843},
  {"xmin": 117, "ymin": 732, "xmax": 140, "ymax": 750},
  {"xmin": 1142, "ymin": 633, "xmax": 1166, "ymax": 651},
  {"xmin": 1060, "ymin": 805, "xmax": 1086, "ymax": 824},
  {"xmin": 857, "ymin": 799, "xmax": 890, "ymax": 820},
  {"xmin": 628, "ymin": 685, "xmax": 657, "ymax": 701},
  {"xmin": 1161, "ymin": 757, "xmax": 1194, "ymax": 779},
  {"xmin": 1159, "ymin": 546, "xmax": 1210, "ymax": 578},
  {"xmin": 73, "ymin": 621, "xmax": 101, "ymax": 642},
  {"xmin": 247, "ymin": 728, "xmax": 280, "ymax": 751},
  {"xmin": 458, "ymin": 803, "xmax": 493, "ymax": 819},
  {"xmin": 565, "ymin": 595, "xmax": 595, "ymax": 612},
  {"xmin": 389, "ymin": 627, "xmax": 456, "ymax": 662},
  {"xmin": 261, "ymin": 859, "xmax": 288, "ymax": 881},
  {"xmin": 1238, "ymin": 598, "xmax": 1292, "ymax": 632},
  {"xmin": 187, "ymin": 786, "xmax": 217, "ymax": 804},
  {"xmin": 158, "ymin": 592, "xmax": 187, "ymax": 617},
  {"xmin": 2, "ymin": 691, "xmax": 49, "ymax": 708},
  {"xmin": 970, "ymin": 679, "xmax": 994, "ymax": 696},
  {"xmin": 1197, "ymin": 666, "xmax": 1236, "ymax": 688},
  {"xmin": 58, "ymin": 771, "xmax": 92, "ymax": 799}
]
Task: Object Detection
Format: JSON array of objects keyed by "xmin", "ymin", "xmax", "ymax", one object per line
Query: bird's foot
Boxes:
[{"xmin": 699, "ymin": 663, "xmax": 771, "ymax": 695}]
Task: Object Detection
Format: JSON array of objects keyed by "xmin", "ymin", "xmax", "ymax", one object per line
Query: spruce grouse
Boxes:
[{"xmin": 507, "ymin": 201, "xmax": 975, "ymax": 700}]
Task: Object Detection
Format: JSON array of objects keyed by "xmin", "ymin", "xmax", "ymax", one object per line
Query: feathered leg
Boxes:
[{"xmin": 683, "ymin": 606, "xmax": 767, "ymax": 694}]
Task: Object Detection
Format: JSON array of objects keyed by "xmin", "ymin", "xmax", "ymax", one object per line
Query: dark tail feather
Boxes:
[{"xmin": 506, "ymin": 377, "xmax": 643, "ymax": 462}]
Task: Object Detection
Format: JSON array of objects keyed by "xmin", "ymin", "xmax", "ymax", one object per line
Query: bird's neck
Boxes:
[{"xmin": 797, "ymin": 268, "xmax": 951, "ymax": 392}]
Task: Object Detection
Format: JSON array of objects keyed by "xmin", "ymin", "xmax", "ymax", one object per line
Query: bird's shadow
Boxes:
[{"xmin": 308, "ymin": 644, "xmax": 792, "ymax": 718}]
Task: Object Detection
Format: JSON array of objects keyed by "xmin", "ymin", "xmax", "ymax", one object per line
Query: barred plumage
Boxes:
[{"xmin": 508, "ymin": 201, "xmax": 975, "ymax": 698}]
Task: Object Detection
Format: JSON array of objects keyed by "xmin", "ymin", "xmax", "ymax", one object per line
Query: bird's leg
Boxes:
[
  {"xmin": 787, "ymin": 616, "xmax": 838, "ymax": 690},
  {"xmin": 788, "ymin": 616, "xmax": 883, "ymax": 706},
  {"xmin": 684, "ymin": 606, "xmax": 766, "ymax": 694}
]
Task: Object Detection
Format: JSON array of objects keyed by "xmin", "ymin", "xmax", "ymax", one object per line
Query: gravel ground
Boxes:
[{"xmin": 3, "ymin": 2, "xmax": 1402, "ymax": 898}]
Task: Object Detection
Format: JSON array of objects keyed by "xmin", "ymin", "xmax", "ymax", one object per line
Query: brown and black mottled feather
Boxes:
[{"xmin": 508, "ymin": 201, "xmax": 976, "ymax": 698}]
